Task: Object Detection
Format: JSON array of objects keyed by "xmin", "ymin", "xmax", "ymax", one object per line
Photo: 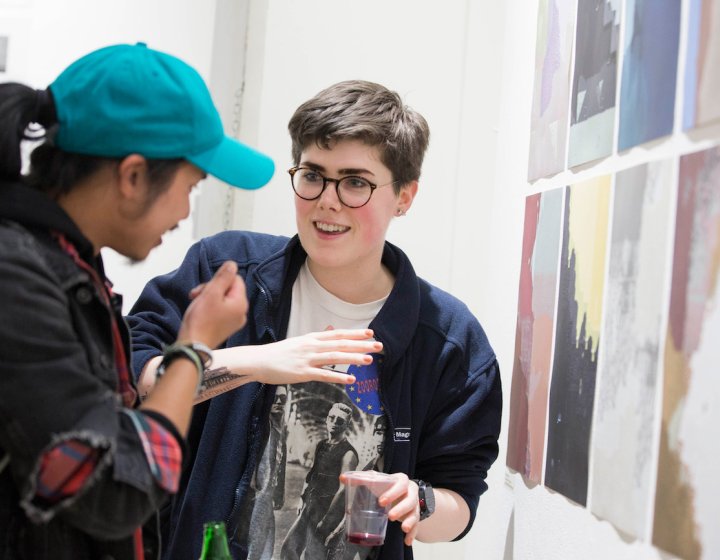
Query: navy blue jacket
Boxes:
[{"xmin": 128, "ymin": 231, "xmax": 502, "ymax": 560}]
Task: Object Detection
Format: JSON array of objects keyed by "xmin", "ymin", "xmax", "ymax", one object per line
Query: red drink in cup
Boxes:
[{"xmin": 343, "ymin": 471, "xmax": 395, "ymax": 547}]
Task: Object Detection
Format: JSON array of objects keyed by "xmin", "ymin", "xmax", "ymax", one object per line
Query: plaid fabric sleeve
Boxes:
[
  {"xmin": 35, "ymin": 440, "xmax": 102, "ymax": 503},
  {"xmin": 123, "ymin": 410, "xmax": 182, "ymax": 493}
]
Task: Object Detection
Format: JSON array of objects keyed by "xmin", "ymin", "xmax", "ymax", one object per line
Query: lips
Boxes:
[{"xmin": 314, "ymin": 220, "xmax": 350, "ymax": 234}]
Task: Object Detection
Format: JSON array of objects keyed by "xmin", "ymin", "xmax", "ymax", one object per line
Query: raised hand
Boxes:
[{"xmin": 178, "ymin": 260, "xmax": 248, "ymax": 349}]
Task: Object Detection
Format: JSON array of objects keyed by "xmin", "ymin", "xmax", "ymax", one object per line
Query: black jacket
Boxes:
[{"xmin": 0, "ymin": 182, "xmax": 178, "ymax": 560}]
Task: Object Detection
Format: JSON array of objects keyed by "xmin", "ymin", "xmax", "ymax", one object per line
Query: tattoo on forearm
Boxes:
[{"xmin": 194, "ymin": 367, "xmax": 249, "ymax": 404}]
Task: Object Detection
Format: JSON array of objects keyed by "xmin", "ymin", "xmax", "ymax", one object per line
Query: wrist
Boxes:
[
  {"xmin": 173, "ymin": 340, "xmax": 213, "ymax": 367},
  {"xmin": 157, "ymin": 342, "xmax": 214, "ymax": 394}
]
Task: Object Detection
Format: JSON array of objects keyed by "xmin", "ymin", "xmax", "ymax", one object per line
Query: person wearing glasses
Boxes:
[{"xmin": 127, "ymin": 80, "xmax": 502, "ymax": 560}]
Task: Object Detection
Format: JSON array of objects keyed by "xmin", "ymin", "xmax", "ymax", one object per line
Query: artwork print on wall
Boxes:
[
  {"xmin": 589, "ymin": 160, "xmax": 673, "ymax": 539},
  {"xmin": 653, "ymin": 146, "xmax": 720, "ymax": 560},
  {"xmin": 683, "ymin": 0, "xmax": 720, "ymax": 130},
  {"xmin": 544, "ymin": 177, "xmax": 610, "ymax": 506},
  {"xmin": 506, "ymin": 189, "xmax": 563, "ymax": 483},
  {"xmin": 568, "ymin": 0, "xmax": 621, "ymax": 168},
  {"xmin": 617, "ymin": 0, "xmax": 680, "ymax": 151},
  {"xmin": 527, "ymin": 0, "xmax": 577, "ymax": 181}
]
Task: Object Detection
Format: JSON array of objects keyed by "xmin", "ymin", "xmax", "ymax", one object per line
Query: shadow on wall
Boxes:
[{"xmin": 503, "ymin": 507, "xmax": 514, "ymax": 560}]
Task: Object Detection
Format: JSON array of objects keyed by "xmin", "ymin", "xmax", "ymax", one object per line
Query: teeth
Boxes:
[{"xmin": 315, "ymin": 221, "xmax": 349, "ymax": 233}]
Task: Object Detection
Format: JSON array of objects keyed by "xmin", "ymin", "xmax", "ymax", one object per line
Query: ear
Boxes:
[
  {"xmin": 397, "ymin": 180, "xmax": 418, "ymax": 211},
  {"xmin": 116, "ymin": 154, "xmax": 149, "ymax": 202}
]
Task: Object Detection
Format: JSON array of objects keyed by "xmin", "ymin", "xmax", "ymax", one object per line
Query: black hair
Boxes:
[{"xmin": 0, "ymin": 82, "xmax": 182, "ymax": 203}]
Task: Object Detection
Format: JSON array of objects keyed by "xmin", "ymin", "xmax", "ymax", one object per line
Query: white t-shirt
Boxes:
[{"xmin": 245, "ymin": 263, "xmax": 389, "ymax": 560}]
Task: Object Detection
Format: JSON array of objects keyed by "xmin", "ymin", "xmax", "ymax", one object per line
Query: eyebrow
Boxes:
[{"xmin": 301, "ymin": 161, "xmax": 376, "ymax": 177}]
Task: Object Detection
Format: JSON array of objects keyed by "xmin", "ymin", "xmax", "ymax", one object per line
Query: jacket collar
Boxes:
[
  {"xmin": 250, "ymin": 235, "xmax": 420, "ymax": 366},
  {"xmin": 371, "ymin": 242, "xmax": 420, "ymax": 367},
  {"xmin": 249, "ymin": 235, "xmax": 306, "ymax": 342},
  {"xmin": 0, "ymin": 181, "xmax": 96, "ymax": 263}
]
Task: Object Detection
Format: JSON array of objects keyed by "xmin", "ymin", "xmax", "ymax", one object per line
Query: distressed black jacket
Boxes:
[{"xmin": 0, "ymin": 182, "xmax": 178, "ymax": 560}]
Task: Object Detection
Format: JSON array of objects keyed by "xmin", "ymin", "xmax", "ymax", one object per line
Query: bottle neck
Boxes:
[{"xmin": 198, "ymin": 521, "xmax": 232, "ymax": 560}]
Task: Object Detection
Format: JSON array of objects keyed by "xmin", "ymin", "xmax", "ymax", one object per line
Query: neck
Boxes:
[
  {"xmin": 56, "ymin": 169, "xmax": 117, "ymax": 256},
  {"xmin": 307, "ymin": 258, "xmax": 394, "ymax": 304}
]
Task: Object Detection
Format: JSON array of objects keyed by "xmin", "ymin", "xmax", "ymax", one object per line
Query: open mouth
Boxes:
[{"xmin": 314, "ymin": 220, "xmax": 350, "ymax": 234}]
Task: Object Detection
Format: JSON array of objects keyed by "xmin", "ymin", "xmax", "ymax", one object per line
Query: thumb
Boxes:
[{"xmin": 205, "ymin": 261, "xmax": 238, "ymax": 296}]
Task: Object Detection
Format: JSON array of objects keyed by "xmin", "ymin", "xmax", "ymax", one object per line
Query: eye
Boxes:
[
  {"xmin": 342, "ymin": 176, "xmax": 372, "ymax": 189},
  {"xmin": 299, "ymin": 169, "xmax": 323, "ymax": 183}
]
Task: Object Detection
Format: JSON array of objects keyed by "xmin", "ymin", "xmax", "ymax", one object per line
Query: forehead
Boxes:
[
  {"xmin": 176, "ymin": 161, "xmax": 205, "ymax": 183},
  {"xmin": 300, "ymin": 139, "xmax": 388, "ymax": 176}
]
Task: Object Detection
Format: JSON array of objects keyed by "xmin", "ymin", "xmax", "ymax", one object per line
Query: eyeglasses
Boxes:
[{"xmin": 288, "ymin": 166, "xmax": 397, "ymax": 209}]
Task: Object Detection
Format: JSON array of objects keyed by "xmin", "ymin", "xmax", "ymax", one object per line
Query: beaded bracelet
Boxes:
[{"xmin": 157, "ymin": 342, "xmax": 214, "ymax": 395}]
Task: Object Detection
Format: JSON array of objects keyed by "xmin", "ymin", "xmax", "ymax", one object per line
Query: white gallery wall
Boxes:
[{"xmin": 2, "ymin": 0, "xmax": 704, "ymax": 558}]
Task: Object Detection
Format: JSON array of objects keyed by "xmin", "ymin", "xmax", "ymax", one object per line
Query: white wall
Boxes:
[
  {"xmin": 235, "ymin": 1, "xmax": 691, "ymax": 559},
  {"xmin": 1, "ymin": 0, "xmax": 220, "ymax": 311},
  {"xmin": 3, "ymin": 0, "xmax": 702, "ymax": 558}
]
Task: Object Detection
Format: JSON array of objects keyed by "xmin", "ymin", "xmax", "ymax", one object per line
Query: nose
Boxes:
[{"xmin": 318, "ymin": 179, "xmax": 343, "ymax": 211}]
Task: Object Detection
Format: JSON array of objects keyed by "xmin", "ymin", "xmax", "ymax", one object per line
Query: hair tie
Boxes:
[{"xmin": 33, "ymin": 88, "xmax": 57, "ymax": 128}]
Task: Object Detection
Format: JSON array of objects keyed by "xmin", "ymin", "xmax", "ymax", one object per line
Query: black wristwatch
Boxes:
[{"xmin": 413, "ymin": 479, "xmax": 435, "ymax": 521}]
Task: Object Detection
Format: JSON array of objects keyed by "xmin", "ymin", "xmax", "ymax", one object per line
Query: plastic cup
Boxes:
[{"xmin": 343, "ymin": 470, "xmax": 395, "ymax": 547}]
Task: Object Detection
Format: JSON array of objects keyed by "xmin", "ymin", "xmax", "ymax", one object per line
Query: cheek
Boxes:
[
  {"xmin": 355, "ymin": 206, "xmax": 394, "ymax": 242},
  {"xmin": 294, "ymin": 198, "xmax": 313, "ymax": 221}
]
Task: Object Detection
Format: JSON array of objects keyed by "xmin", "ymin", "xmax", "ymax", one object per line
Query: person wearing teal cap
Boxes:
[{"xmin": 0, "ymin": 42, "xmax": 273, "ymax": 559}]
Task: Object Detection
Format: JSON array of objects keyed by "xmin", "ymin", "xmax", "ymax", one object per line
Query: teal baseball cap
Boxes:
[{"xmin": 49, "ymin": 42, "xmax": 274, "ymax": 190}]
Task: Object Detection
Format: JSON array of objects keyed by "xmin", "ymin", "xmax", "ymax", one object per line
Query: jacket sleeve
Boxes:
[
  {"xmin": 127, "ymin": 238, "xmax": 218, "ymax": 379},
  {"xmin": 413, "ymin": 331, "xmax": 502, "ymax": 540},
  {"xmin": 0, "ymin": 233, "xmax": 180, "ymax": 539}
]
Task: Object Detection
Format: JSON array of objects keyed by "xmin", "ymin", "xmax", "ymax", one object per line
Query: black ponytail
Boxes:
[
  {"xmin": 0, "ymin": 83, "xmax": 57, "ymax": 182},
  {"xmin": 2, "ymin": 83, "xmax": 181, "ymax": 202}
]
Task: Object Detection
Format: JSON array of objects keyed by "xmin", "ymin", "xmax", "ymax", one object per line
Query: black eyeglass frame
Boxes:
[{"xmin": 288, "ymin": 166, "xmax": 398, "ymax": 209}]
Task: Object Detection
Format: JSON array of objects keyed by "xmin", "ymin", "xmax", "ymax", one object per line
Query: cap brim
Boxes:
[{"xmin": 187, "ymin": 136, "xmax": 274, "ymax": 190}]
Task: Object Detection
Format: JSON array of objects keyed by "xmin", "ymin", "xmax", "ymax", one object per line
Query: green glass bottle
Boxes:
[{"xmin": 198, "ymin": 521, "xmax": 232, "ymax": 560}]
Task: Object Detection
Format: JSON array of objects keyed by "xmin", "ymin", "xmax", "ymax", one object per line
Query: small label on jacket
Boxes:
[{"xmin": 393, "ymin": 427, "xmax": 411, "ymax": 442}]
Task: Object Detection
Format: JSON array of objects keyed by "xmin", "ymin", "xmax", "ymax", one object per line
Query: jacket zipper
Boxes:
[{"xmin": 225, "ymin": 284, "xmax": 275, "ymax": 536}]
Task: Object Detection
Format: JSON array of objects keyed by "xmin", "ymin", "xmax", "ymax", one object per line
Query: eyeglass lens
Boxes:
[{"xmin": 291, "ymin": 168, "xmax": 374, "ymax": 208}]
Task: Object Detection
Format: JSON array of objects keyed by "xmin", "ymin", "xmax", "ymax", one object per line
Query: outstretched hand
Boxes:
[
  {"xmin": 219, "ymin": 328, "xmax": 383, "ymax": 385},
  {"xmin": 178, "ymin": 260, "xmax": 248, "ymax": 349}
]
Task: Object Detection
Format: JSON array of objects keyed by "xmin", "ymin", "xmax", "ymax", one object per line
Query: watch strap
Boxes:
[{"xmin": 412, "ymin": 478, "xmax": 435, "ymax": 521}]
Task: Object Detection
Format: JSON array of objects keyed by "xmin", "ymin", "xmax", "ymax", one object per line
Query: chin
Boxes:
[{"xmin": 127, "ymin": 247, "xmax": 152, "ymax": 263}]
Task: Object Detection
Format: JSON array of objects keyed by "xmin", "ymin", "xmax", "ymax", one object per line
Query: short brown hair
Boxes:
[{"xmin": 288, "ymin": 80, "xmax": 430, "ymax": 191}]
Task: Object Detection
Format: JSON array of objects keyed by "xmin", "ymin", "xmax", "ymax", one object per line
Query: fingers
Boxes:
[
  {"xmin": 188, "ymin": 283, "xmax": 206, "ymax": 300},
  {"xmin": 309, "ymin": 368, "xmax": 357, "ymax": 385},
  {"xmin": 313, "ymin": 340, "xmax": 383, "ymax": 358},
  {"xmin": 179, "ymin": 261, "xmax": 247, "ymax": 348},
  {"xmin": 205, "ymin": 260, "xmax": 239, "ymax": 296},
  {"xmin": 404, "ymin": 524, "xmax": 419, "ymax": 547},
  {"xmin": 188, "ymin": 261, "xmax": 239, "ymax": 300},
  {"xmin": 315, "ymin": 328, "xmax": 376, "ymax": 340},
  {"xmin": 378, "ymin": 475, "xmax": 420, "ymax": 544},
  {"xmin": 313, "ymin": 351, "xmax": 375, "ymax": 367}
]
